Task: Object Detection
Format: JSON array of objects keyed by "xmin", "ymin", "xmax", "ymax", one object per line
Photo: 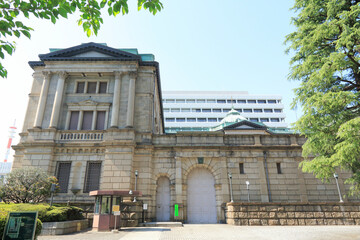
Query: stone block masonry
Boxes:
[{"xmin": 226, "ymin": 202, "xmax": 360, "ymax": 225}]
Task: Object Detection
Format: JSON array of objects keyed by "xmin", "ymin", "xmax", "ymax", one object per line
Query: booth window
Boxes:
[
  {"xmin": 94, "ymin": 196, "xmax": 101, "ymax": 214},
  {"xmin": 101, "ymin": 196, "xmax": 111, "ymax": 214},
  {"xmin": 84, "ymin": 162, "xmax": 102, "ymax": 193},
  {"xmin": 56, "ymin": 162, "xmax": 71, "ymax": 193}
]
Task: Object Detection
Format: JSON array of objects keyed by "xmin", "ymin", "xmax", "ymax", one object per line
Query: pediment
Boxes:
[
  {"xmin": 39, "ymin": 42, "xmax": 141, "ymax": 61},
  {"xmin": 223, "ymin": 120, "xmax": 268, "ymax": 131}
]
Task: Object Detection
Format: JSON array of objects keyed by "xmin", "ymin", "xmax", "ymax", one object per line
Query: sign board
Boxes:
[
  {"xmin": 174, "ymin": 204, "xmax": 179, "ymax": 217},
  {"xmin": 112, "ymin": 205, "xmax": 120, "ymax": 212},
  {"xmin": 113, "ymin": 211, "xmax": 121, "ymax": 216},
  {"xmin": 143, "ymin": 204, "xmax": 148, "ymax": 210},
  {"xmin": 3, "ymin": 212, "xmax": 38, "ymax": 240}
]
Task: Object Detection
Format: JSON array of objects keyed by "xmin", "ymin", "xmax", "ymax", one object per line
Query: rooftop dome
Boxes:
[{"xmin": 219, "ymin": 108, "xmax": 247, "ymax": 125}]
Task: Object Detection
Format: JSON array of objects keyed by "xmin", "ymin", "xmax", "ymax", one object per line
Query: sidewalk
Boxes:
[{"xmin": 38, "ymin": 224, "xmax": 360, "ymax": 240}]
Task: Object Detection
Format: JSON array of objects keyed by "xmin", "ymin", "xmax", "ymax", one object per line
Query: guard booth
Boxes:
[{"xmin": 90, "ymin": 190, "xmax": 142, "ymax": 231}]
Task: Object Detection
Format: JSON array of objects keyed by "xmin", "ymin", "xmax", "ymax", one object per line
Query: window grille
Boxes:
[
  {"xmin": 84, "ymin": 162, "xmax": 102, "ymax": 193},
  {"xmin": 56, "ymin": 162, "xmax": 72, "ymax": 193}
]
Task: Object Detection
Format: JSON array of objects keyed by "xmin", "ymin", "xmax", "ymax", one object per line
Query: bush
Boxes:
[
  {"xmin": 0, "ymin": 167, "xmax": 58, "ymax": 203},
  {"xmin": 0, "ymin": 203, "xmax": 84, "ymax": 238}
]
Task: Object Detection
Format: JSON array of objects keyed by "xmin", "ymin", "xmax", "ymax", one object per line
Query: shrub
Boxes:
[{"xmin": 0, "ymin": 167, "xmax": 58, "ymax": 203}]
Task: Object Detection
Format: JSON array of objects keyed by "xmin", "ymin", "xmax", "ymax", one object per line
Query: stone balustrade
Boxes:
[{"xmin": 57, "ymin": 131, "xmax": 104, "ymax": 141}]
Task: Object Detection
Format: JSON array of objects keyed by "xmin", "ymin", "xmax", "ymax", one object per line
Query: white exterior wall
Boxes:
[{"xmin": 162, "ymin": 91, "xmax": 287, "ymax": 129}]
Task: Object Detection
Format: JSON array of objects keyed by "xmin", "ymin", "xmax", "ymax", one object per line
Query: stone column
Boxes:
[
  {"xmin": 110, "ymin": 71, "xmax": 122, "ymax": 128},
  {"xmin": 92, "ymin": 110, "xmax": 97, "ymax": 130},
  {"xmin": 296, "ymin": 157, "xmax": 308, "ymax": 202},
  {"xmin": 49, "ymin": 71, "xmax": 67, "ymax": 128},
  {"xmin": 126, "ymin": 71, "xmax": 137, "ymax": 127},
  {"xmin": 33, "ymin": 71, "xmax": 52, "ymax": 128},
  {"xmin": 257, "ymin": 156, "xmax": 270, "ymax": 202},
  {"xmin": 174, "ymin": 157, "xmax": 183, "ymax": 221}
]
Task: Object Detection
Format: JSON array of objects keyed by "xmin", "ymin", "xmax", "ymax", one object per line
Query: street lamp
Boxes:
[
  {"xmin": 245, "ymin": 181, "xmax": 250, "ymax": 202},
  {"xmin": 333, "ymin": 173, "xmax": 344, "ymax": 203},
  {"xmin": 228, "ymin": 172, "xmax": 234, "ymax": 203},
  {"xmin": 134, "ymin": 170, "xmax": 138, "ymax": 202}
]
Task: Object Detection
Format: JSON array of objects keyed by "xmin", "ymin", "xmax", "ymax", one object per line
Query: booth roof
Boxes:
[{"xmin": 89, "ymin": 190, "xmax": 142, "ymax": 197}]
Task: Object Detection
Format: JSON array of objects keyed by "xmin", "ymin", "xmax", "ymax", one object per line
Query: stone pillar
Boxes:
[
  {"xmin": 296, "ymin": 157, "xmax": 308, "ymax": 202},
  {"xmin": 126, "ymin": 71, "xmax": 137, "ymax": 128},
  {"xmin": 92, "ymin": 110, "xmax": 97, "ymax": 130},
  {"xmin": 49, "ymin": 71, "xmax": 67, "ymax": 129},
  {"xmin": 257, "ymin": 156, "xmax": 270, "ymax": 202},
  {"xmin": 174, "ymin": 157, "xmax": 184, "ymax": 221},
  {"xmin": 33, "ymin": 71, "xmax": 52, "ymax": 128},
  {"xmin": 110, "ymin": 71, "xmax": 122, "ymax": 128}
]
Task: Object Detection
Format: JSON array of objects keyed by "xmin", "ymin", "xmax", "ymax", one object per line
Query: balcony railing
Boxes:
[{"xmin": 57, "ymin": 131, "xmax": 104, "ymax": 141}]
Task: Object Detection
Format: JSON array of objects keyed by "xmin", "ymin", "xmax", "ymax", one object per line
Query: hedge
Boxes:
[{"xmin": 0, "ymin": 203, "xmax": 84, "ymax": 239}]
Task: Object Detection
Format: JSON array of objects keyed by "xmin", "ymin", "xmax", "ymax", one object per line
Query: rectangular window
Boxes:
[
  {"xmin": 247, "ymin": 100, "xmax": 256, "ymax": 104},
  {"xmin": 197, "ymin": 99, "xmax": 206, "ymax": 103},
  {"xmin": 258, "ymin": 100, "xmax": 266, "ymax": 104},
  {"xmin": 270, "ymin": 118, "xmax": 280, "ymax": 122},
  {"xmin": 217, "ymin": 100, "xmax": 226, "ymax": 103},
  {"xmin": 76, "ymin": 82, "xmax": 85, "ymax": 93},
  {"xmin": 250, "ymin": 118, "xmax": 259, "ymax": 122},
  {"xmin": 181, "ymin": 108, "xmax": 190, "ymax": 112},
  {"xmin": 237, "ymin": 100, "xmax": 246, "ymax": 103},
  {"xmin": 194, "ymin": 109, "xmax": 201, "ymax": 112},
  {"xmin": 198, "ymin": 118, "xmax": 206, "ymax": 122},
  {"xmin": 223, "ymin": 109, "xmax": 231, "ymax": 112},
  {"xmin": 187, "ymin": 118, "xmax": 196, "ymax": 122},
  {"xmin": 165, "ymin": 118, "xmax": 175, "ymax": 122},
  {"xmin": 84, "ymin": 162, "xmax": 102, "ymax": 193},
  {"xmin": 268, "ymin": 100, "xmax": 277, "ymax": 104},
  {"xmin": 69, "ymin": 111, "xmax": 79, "ymax": 130},
  {"xmin": 176, "ymin": 99, "xmax": 185, "ymax": 103},
  {"xmin": 260, "ymin": 118, "xmax": 269, "ymax": 122},
  {"xmin": 277, "ymin": 163, "xmax": 282, "ymax": 174},
  {"xmin": 264, "ymin": 109, "xmax": 273, "ymax": 113},
  {"xmin": 99, "ymin": 82, "xmax": 107, "ymax": 93},
  {"xmin": 208, "ymin": 118, "xmax": 217, "ymax": 122},
  {"xmin": 243, "ymin": 109, "xmax": 252, "ymax": 113},
  {"xmin": 227, "ymin": 100, "xmax": 236, "ymax": 103},
  {"xmin": 56, "ymin": 162, "xmax": 71, "ymax": 193},
  {"xmin": 82, "ymin": 111, "xmax": 93, "ymax": 130},
  {"xmin": 239, "ymin": 163, "xmax": 245, "ymax": 174},
  {"xmin": 235, "ymin": 109, "xmax": 242, "ymax": 112},
  {"xmin": 186, "ymin": 99, "xmax": 195, "ymax": 103},
  {"xmin": 96, "ymin": 111, "xmax": 106, "ymax": 130},
  {"xmin": 166, "ymin": 99, "xmax": 175, "ymax": 103},
  {"xmin": 171, "ymin": 108, "xmax": 180, "ymax": 112},
  {"xmin": 254, "ymin": 109, "xmax": 263, "ymax": 113},
  {"xmin": 274, "ymin": 109, "xmax": 282, "ymax": 113},
  {"xmin": 101, "ymin": 196, "xmax": 111, "ymax": 214},
  {"xmin": 176, "ymin": 118, "xmax": 185, "ymax": 122},
  {"xmin": 87, "ymin": 82, "xmax": 97, "ymax": 93},
  {"xmin": 213, "ymin": 109, "xmax": 222, "ymax": 112},
  {"xmin": 163, "ymin": 108, "xmax": 170, "ymax": 112},
  {"xmin": 203, "ymin": 109, "xmax": 211, "ymax": 112},
  {"xmin": 207, "ymin": 99, "xmax": 216, "ymax": 103}
]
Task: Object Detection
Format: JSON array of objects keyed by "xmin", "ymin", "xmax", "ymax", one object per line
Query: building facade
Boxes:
[
  {"xmin": 162, "ymin": 91, "xmax": 287, "ymax": 132},
  {"xmin": 13, "ymin": 43, "xmax": 357, "ymax": 224}
]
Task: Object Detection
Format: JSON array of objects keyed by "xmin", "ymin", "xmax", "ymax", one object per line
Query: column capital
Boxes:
[
  {"xmin": 57, "ymin": 71, "xmax": 68, "ymax": 80},
  {"xmin": 114, "ymin": 71, "xmax": 123, "ymax": 79},
  {"xmin": 129, "ymin": 71, "xmax": 138, "ymax": 79},
  {"xmin": 42, "ymin": 71, "xmax": 52, "ymax": 80}
]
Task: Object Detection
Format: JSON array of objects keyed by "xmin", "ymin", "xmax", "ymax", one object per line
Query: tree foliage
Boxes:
[
  {"xmin": 286, "ymin": 0, "xmax": 360, "ymax": 195},
  {"xmin": 0, "ymin": 167, "xmax": 58, "ymax": 203},
  {"xmin": 0, "ymin": 0, "xmax": 163, "ymax": 77}
]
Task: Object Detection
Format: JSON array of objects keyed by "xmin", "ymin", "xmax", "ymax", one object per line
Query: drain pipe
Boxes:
[{"xmin": 263, "ymin": 151, "xmax": 272, "ymax": 202}]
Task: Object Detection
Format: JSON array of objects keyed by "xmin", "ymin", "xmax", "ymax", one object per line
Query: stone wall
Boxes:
[{"xmin": 226, "ymin": 202, "xmax": 360, "ymax": 225}]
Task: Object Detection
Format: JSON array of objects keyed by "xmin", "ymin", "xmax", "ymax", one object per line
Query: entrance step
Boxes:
[{"xmin": 138, "ymin": 222, "xmax": 183, "ymax": 227}]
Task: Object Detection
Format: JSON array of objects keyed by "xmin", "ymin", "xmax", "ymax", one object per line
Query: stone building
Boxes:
[{"xmin": 13, "ymin": 43, "xmax": 357, "ymax": 224}]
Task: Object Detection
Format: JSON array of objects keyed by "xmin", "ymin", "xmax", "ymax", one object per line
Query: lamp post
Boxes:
[
  {"xmin": 246, "ymin": 181, "xmax": 250, "ymax": 202},
  {"xmin": 50, "ymin": 183, "xmax": 56, "ymax": 207},
  {"xmin": 228, "ymin": 172, "xmax": 234, "ymax": 203},
  {"xmin": 333, "ymin": 173, "xmax": 344, "ymax": 203},
  {"xmin": 134, "ymin": 170, "xmax": 138, "ymax": 202}
]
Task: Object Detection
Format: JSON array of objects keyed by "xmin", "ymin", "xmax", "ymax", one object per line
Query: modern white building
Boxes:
[{"xmin": 162, "ymin": 91, "xmax": 287, "ymax": 132}]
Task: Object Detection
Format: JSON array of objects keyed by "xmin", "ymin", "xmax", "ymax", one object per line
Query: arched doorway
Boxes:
[
  {"xmin": 187, "ymin": 168, "xmax": 217, "ymax": 223},
  {"xmin": 156, "ymin": 176, "xmax": 170, "ymax": 221}
]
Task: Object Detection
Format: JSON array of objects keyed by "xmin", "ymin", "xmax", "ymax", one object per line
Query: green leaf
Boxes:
[
  {"xmin": 20, "ymin": 30, "xmax": 31, "ymax": 39},
  {"xmin": 86, "ymin": 28, "xmax": 91, "ymax": 37},
  {"xmin": 3, "ymin": 45, "xmax": 13, "ymax": 55},
  {"xmin": 58, "ymin": 7, "xmax": 68, "ymax": 18},
  {"xmin": 51, "ymin": 15, "xmax": 56, "ymax": 24}
]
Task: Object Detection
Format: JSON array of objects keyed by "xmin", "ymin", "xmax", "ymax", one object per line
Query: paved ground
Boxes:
[{"xmin": 38, "ymin": 225, "xmax": 360, "ymax": 240}]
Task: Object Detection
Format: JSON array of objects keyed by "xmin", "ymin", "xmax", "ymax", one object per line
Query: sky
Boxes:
[{"xmin": 0, "ymin": 0, "xmax": 300, "ymax": 162}]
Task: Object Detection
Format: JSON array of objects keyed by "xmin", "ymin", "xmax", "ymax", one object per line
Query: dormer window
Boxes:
[{"xmin": 75, "ymin": 81, "xmax": 108, "ymax": 94}]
